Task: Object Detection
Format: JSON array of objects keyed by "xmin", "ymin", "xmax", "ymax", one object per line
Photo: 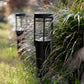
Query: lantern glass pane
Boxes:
[
  {"xmin": 16, "ymin": 16, "xmax": 26, "ymax": 31},
  {"xmin": 45, "ymin": 18, "xmax": 52, "ymax": 38},
  {"xmin": 35, "ymin": 18, "xmax": 44, "ymax": 41},
  {"xmin": 35, "ymin": 18, "xmax": 52, "ymax": 41},
  {"xmin": 45, "ymin": 18, "xmax": 52, "ymax": 41}
]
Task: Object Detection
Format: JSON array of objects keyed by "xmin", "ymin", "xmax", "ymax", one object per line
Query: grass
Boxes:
[
  {"xmin": 0, "ymin": 22, "xmax": 10, "ymax": 29},
  {"xmin": 0, "ymin": 22, "xmax": 39, "ymax": 84}
]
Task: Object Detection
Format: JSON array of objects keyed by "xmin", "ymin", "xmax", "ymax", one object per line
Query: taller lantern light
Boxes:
[{"xmin": 34, "ymin": 12, "xmax": 53, "ymax": 71}]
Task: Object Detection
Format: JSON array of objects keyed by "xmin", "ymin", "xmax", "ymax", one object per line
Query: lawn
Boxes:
[{"xmin": 0, "ymin": 23, "xmax": 39, "ymax": 84}]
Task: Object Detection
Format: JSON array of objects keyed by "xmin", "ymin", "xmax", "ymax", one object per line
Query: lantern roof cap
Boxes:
[
  {"xmin": 34, "ymin": 12, "xmax": 53, "ymax": 18},
  {"xmin": 16, "ymin": 13, "xmax": 27, "ymax": 16}
]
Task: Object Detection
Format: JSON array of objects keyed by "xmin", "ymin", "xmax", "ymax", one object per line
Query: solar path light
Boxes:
[
  {"xmin": 15, "ymin": 13, "xmax": 27, "ymax": 53},
  {"xmin": 34, "ymin": 12, "xmax": 53, "ymax": 77}
]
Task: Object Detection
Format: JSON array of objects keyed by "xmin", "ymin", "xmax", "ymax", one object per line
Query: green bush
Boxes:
[{"xmin": 42, "ymin": 0, "xmax": 84, "ymax": 84}]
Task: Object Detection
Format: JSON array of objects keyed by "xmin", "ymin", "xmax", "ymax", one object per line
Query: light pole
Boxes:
[{"xmin": 34, "ymin": 12, "xmax": 53, "ymax": 77}]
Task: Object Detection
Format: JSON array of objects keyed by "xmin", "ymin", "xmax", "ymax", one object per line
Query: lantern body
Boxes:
[
  {"xmin": 34, "ymin": 12, "xmax": 53, "ymax": 42},
  {"xmin": 34, "ymin": 12, "xmax": 53, "ymax": 76},
  {"xmin": 16, "ymin": 13, "xmax": 27, "ymax": 36}
]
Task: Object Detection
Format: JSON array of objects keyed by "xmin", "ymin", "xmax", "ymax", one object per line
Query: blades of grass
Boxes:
[
  {"xmin": 78, "ymin": 13, "xmax": 80, "ymax": 31},
  {"xmin": 50, "ymin": 50, "xmax": 66, "ymax": 67},
  {"xmin": 67, "ymin": 0, "xmax": 70, "ymax": 7},
  {"xmin": 74, "ymin": 12, "xmax": 79, "ymax": 19},
  {"xmin": 63, "ymin": 48, "xmax": 72, "ymax": 65},
  {"xmin": 43, "ymin": 47, "xmax": 64, "ymax": 70},
  {"xmin": 64, "ymin": 39, "xmax": 78, "ymax": 65},
  {"xmin": 77, "ymin": 0, "xmax": 82, "ymax": 11},
  {"xmin": 71, "ymin": 24, "xmax": 79, "ymax": 30},
  {"xmin": 50, "ymin": 46, "xmax": 63, "ymax": 56},
  {"xmin": 63, "ymin": 14, "xmax": 74, "ymax": 25},
  {"xmin": 53, "ymin": 76, "xmax": 63, "ymax": 84},
  {"xmin": 65, "ymin": 32, "xmax": 76, "ymax": 50},
  {"xmin": 67, "ymin": 39, "xmax": 78, "ymax": 60},
  {"xmin": 63, "ymin": 33, "xmax": 73, "ymax": 45},
  {"xmin": 71, "ymin": 0, "xmax": 78, "ymax": 10}
]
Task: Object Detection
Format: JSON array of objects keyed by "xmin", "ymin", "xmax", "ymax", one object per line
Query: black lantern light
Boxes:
[
  {"xmin": 15, "ymin": 13, "xmax": 27, "ymax": 50},
  {"xmin": 34, "ymin": 12, "xmax": 53, "ymax": 72},
  {"xmin": 16, "ymin": 13, "xmax": 27, "ymax": 36}
]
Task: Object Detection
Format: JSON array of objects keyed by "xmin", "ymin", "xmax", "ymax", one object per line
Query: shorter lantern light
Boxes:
[
  {"xmin": 15, "ymin": 13, "xmax": 27, "ymax": 51},
  {"xmin": 16, "ymin": 13, "xmax": 27, "ymax": 36},
  {"xmin": 34, "ymin": 12, "xmax": 53, "ymax": 76}
]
